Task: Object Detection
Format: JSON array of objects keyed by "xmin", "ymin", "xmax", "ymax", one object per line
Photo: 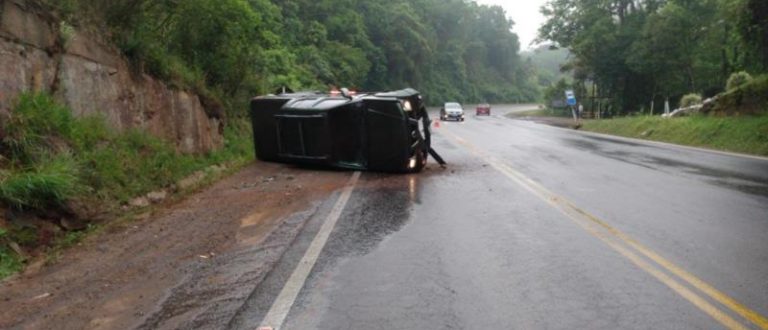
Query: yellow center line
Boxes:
[
  {"xmin": 575, "ymin": 214, "xmax": 748, "ymax": 330},
  {"xmin": 570, "ymin": 202, "xmax": 768, "ymax": 330},
  {"xmin": 440, "ymin": 128, "xmax": 767, "ymax": 330}
]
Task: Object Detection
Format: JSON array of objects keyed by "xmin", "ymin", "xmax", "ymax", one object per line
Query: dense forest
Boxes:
[
  {"xmin": 538, "ymin": 0, "xmax": 768, "ymax": 114},
  {"xmin": 42, "ymin": 0, "xmax": 539, "ymax": 107}
]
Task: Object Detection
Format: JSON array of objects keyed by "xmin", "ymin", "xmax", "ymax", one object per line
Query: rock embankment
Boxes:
[{"xmin": 0, "ymin": 0, "xmax": 223, "ymax": 153}]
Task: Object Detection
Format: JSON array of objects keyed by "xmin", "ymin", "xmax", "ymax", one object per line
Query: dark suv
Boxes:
[{"xmin": 250, "ymin": 88, "xmax": 445, "ymax": 173}]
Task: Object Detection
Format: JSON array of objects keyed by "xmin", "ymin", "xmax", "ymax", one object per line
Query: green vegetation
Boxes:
[
  {"xmin": 680, "ymin": 94, "xmax": 703, "ymax": 108},
  {"xmin": 0, "ymin": 93, "xmax": 252, "ymax": 211},
  {"xmin": 42, "ymin": 0, "xmax": 539, "ymax": 106},
  {"xmin": 726, "ymin": 71, "xmax": 754, "ymax": 91},
  {"xmin": 538, "ymin": 0, "xmax": 768, "ymax": 113},
  {"xmin": 582, "ymin": 116, "xmax": 768, "ymax": 156},
  {"xmin": 707, "ymin": 74, "xmax": 768, "ymax": 116},
  {"xmin": 0, "ymin": 93, "xmax": 253, "ymax": 278}
]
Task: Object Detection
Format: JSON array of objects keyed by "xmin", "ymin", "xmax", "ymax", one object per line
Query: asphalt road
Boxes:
[{"xmin": 231, "ymin": 105, "xmax": 768, "ymax": 330}]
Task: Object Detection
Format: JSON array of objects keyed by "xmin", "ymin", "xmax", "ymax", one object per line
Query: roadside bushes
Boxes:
[
  {"xmin": 0, "ymin": 157, "xmax": 80, "ymax": 210},
  {"xmin": 726, "ymin": 71, "xmax": 753, "ymax": 91},
  {"xmin": 707, "ymin": 74, "xmax": 768, "ymax": 115},
  {"xmin": 0, "ymin": 93, "xmax": 252, "ymax": 212},
  {"xmin": 0, "ymin": 93, "xmax": 255, "ymax": 279},
  {"xmin": 0, "ymin": 94, "xmax": 82, "ymax": 209},
  {"xmin": 679, "ymin": 93, "xmax": 703, "ymax": 108}
]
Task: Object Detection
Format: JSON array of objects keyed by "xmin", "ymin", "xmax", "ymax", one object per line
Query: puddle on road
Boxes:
[{"xmin": 307, "ymin": 172, "xmax": 438, "ymax": 274}]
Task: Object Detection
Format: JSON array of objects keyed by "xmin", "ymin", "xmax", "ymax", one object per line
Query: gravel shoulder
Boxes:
[{"xmin": 0, "ymin": 162, "xmax": 350, "ymax": 330}]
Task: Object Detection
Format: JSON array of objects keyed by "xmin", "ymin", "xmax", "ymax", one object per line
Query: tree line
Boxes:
[
  {"xmin": 537, "ymin": 0, "xmax": 768, "ymax": 114},
  {"xmin": 44, "ymin": 0, "xmax": 540, "ymax": 107}
]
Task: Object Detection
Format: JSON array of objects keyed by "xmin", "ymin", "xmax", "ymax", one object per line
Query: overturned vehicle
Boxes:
[{"xmin": 250, "ymin": 88, "xmax": 445, "ymax": 173}]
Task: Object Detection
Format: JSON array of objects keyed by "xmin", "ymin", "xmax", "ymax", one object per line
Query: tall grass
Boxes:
[
  {"xmin": 0, "ymin": 93, "xmax": 254, "ymax": 278},
  {"xmin": 0, "ymin": 155, "xmax": 80, "ymax": 210},
  {"xmin": 0, "ymin": 92, "xmax": 253, "ymax": 210},
  {"xmin": 1, "ymin": 94, "xmax": 83, "ymax": 209}
]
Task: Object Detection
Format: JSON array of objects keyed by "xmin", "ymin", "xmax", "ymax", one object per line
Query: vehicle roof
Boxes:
[
  {"xmin": 254, "ymin": 88, "xmax": 421, "ymax": 111},
  {"xmin": 374, "ymin": 88, "xmax": 420, "ymax": 98}
]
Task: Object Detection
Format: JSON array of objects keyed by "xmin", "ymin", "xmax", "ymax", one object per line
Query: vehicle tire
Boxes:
[{"xmin": 411, "ymin": 148, "xmax": 427, "ymax": 173}]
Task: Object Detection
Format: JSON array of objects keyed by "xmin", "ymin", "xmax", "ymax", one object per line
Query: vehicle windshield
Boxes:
[{"xmin": 445, "ymin": 103, "xmax": 462, "ymax": 109}]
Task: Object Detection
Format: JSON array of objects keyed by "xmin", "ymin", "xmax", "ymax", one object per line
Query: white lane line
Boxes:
[{"xmin": 258, "ymin": 171, "xmax": 361, "ymax": 330}]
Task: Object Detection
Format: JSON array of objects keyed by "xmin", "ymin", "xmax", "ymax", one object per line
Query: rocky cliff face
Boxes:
[{"xmin": 0, "ymin": 0, "xmax": 223, "ymax": 153}]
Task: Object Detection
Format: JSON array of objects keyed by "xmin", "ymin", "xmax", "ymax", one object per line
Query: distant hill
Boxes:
[{"xmin": 523, "ymin": 45, "xmax": 572, "ymax": 87}]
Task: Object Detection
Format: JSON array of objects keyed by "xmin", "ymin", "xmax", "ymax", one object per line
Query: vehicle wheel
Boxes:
[{"xmin": 411, "ymin": 149, "xmax": 427, "ymax": 173}]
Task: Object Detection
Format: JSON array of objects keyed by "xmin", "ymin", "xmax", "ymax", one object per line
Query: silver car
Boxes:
[{"xmin": 440, "ymin": 102, "xmax": 465, "ymax": 121}]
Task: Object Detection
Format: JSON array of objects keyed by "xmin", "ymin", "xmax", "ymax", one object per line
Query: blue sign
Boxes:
[{"xmin": 565, "ymin": 90, "xmax": 577, "ymax": 106}]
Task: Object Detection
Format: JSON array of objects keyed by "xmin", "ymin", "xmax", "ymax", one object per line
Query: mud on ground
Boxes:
[{"xmin": 0, "ymin": 162, "xmax": 351, "ymax": 330}]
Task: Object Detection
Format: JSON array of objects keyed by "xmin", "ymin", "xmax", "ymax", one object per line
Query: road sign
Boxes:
[{"xmin": 565, "ymin": 90, "xmax": 577, "ymax": 106}]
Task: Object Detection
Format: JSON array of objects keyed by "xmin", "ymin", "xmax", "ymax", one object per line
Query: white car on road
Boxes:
[{"xmin": 440, "ymin": 102, "xmax": 465, "ymax": 121}]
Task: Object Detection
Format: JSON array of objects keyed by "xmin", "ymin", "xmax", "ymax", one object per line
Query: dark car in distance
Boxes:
[
  {"xmin": 476, "ymin": 103, "xmax": 491, "ymax": 116},
  {"xmin": 250, "ymin": 88, "xmax": 445, "ymax": 173}
]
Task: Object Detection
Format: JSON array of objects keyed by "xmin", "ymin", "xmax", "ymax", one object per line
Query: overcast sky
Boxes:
[{"xmin": 475, "ymin": 0, "xmax": 548, "ymax": 50}]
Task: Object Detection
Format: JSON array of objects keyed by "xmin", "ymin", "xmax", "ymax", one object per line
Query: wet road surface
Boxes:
[{"xmin": 232, "ymin": 105, "xmax": 768, "ymax": 329}]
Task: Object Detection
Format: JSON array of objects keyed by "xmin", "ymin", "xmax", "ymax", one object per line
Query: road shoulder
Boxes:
[{"xmin": 0, "ymin": 162, "xmax": 350, "ymax": 329}]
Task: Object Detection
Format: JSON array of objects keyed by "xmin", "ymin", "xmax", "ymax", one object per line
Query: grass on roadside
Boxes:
[
  {"xmin": 581, "ymin": 115, "xmax": 768, "ymax": 156},
  {"xmin": 0, "ymin": 93, "xmax": 254, "ymax": 279}
]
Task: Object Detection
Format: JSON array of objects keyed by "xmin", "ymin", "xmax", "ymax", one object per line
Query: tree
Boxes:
[
  {"xmin": 539, "ymin": 0, "xmax": 747, "ymax": 112},
  {"xmin": 735, "ymin": 0, "xmax": 768, "ymax": 70},
  {"xmin": 47, "ymin": 0, "xmax": 540, "ymax": 105}
]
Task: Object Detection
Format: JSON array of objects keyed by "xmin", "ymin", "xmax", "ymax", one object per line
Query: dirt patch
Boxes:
[{"xmin": 0, "ymin": 161, "xmax": 350, "ymax": 329}]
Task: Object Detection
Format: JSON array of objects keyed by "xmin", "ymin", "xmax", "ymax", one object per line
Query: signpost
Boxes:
[{"xmin": 565, "ymin": 90, "xmax": 578, "ymax": 123}]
